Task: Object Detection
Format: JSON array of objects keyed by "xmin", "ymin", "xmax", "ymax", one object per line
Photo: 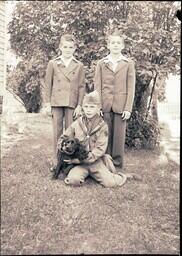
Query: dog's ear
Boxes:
[
  {"xmin": 74, "ymin": 138, "xmax": 80, "ymax": 144},
  {"xmin": 72, "ymin": 140, "xmax": 82, "ymax": 158},
  {"xmin": 63, "ymin": 135, "xmax": 69, "ymax": 140},
  {"xmin": 61, "ymin": 135, "xmax": 69, "ymax": 144},
  {"xmin": 76, "ymin": 143, "xmax": 89, "ymax": 161}
]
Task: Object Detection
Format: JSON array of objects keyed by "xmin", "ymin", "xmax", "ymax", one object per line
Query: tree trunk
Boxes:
[
  {"xmin": 146, "ymin": 73, "xmax": 158, "ymax": 118},
  {"xmin": 151, "ymin": 89, "xmax": 158, "ymax": 122}
]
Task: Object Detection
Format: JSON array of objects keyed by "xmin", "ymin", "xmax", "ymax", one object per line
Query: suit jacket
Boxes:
[
  {"xmin": 45, "ymin": 56, "xmax": 85, "ymax": 108},
  {"xmin": 94, "ymin": 55, "xmax": 136, "ymax": 113}
]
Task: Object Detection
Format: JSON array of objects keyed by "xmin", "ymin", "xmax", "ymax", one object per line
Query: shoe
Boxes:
[
  {"xmin": 127, "ymin": 173, "xmax": 142, "ymax": 181},
  {"xmin": 114, "ymin": 163, "xmax": 123, "ymax": 169},
  {"xmin": 117, "ymin": 172, "xmax": 127, "ymax": 186},
  {"xmin": 50, "ymin": 165, "xmax": 57, "ymax": 172},
  {"xmin": 118, "ymin": 172, "xmax": 142, "ymax": 181}
]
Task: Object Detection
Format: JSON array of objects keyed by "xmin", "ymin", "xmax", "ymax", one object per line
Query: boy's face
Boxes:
[
  {"xmin": 59, "ymin": 40, "xmax": 76, "ymax": 59},
  {"xmin": 82, "ymin": 103, "xmax": 100, "ymax": 119},
  {"xmin": 107, "ymin": 35, "xmax": 124, "ymax": 55}
]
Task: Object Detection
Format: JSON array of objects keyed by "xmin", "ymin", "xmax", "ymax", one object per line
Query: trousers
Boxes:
[
  {"xmin": 103, "ymin": 111, "xmax": 126, "ymax": 169},
  {"xmin": 64, "ymin": 158, "xmax": 126, "ymax": 188},
  {"xmin": 51, "ymin": 107, "xmax": 74, "ymax": 159}
]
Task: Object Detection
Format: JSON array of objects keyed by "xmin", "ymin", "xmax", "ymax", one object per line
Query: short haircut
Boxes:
[
  {"xmin": 107, "ymin": 30, "xmax": 125, "ymax": 45},
  {"xmin": 59, "ymin": 34, "xmax": 77, "ymax": 46}
]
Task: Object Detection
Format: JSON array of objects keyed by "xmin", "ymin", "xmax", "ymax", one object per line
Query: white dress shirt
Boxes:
[
  {"xmin": 60, "ymin": 56, "xmax": 73, "ymax": 67},
  {"xmin": 107, "ymin": 54, "xmax": 128, "ymax": 72}
]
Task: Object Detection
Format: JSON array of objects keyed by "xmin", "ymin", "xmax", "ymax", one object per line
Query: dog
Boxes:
[{"xmin": 52, "ymin": 136, "xmax": 89, "ymax": 180}]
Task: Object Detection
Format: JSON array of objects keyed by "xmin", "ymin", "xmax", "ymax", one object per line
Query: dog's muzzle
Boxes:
[{"xmin": 61, "ymin": 146, "xmax": 75, "ymax": 155}]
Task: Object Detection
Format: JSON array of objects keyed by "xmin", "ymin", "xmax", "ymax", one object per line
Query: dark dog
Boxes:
[{"xmin": 52, "ymin": 136, "xmax": 89, "ymax": 180}]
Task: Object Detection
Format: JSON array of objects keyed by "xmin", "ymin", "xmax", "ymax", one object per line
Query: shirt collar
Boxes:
[
  {"xmin": 60, "ymin": 55, "xmax": 73, "ymax": 64},
  {"xmin": 104, "ymin": 54, "xmax": 128, "ymax": 63}
]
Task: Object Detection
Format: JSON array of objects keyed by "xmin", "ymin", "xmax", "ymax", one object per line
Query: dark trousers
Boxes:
[
  {"xmin": 103, "ymin": 111, "xmax": 126, "ymax": 169},
  {"xmin": 51, "ymin": 107, "xmax": 74, "ymax": 159}
]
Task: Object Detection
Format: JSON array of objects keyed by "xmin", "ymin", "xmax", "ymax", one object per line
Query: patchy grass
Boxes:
[{"xmin": 1, "ymin": 114, "xmax": 180, "ymax": 254}]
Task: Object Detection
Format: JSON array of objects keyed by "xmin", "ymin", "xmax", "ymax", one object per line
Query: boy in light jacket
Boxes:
[
  {"xmin": 94, "ymin": 30, "xmax": 136, "ymax": 169},
  {"xmin": 44, "ymin": 34, "xmax": 85, "ymax": 165}
]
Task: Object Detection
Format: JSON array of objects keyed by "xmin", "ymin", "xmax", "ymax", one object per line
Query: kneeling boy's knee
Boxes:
[
  {"xmin": 101, "ymin": 179, "xmax": 116, "ymax": 188},
  {"xmin": 64, "ymin": 177, "xmax": 84, "ymax": 186}
]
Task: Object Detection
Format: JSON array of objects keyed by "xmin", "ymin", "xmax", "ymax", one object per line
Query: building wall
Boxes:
[{"xmin": 0, "ymin": 1, "xmax": 5, "ymax": 114}]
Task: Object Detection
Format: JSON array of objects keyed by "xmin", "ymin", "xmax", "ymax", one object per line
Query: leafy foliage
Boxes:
[
  {"xmin": 126, "ymin": 110, "xmax": 160, "ymax": 149},
  {"xmin": 7, "ymin": 1, "xmax": 180, "ymax": 148},
  {"xmin": 7, "ymin": 49, "xmax": 48, "ymax": 112}
]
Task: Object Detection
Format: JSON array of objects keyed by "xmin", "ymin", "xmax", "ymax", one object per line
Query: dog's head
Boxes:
[
  {"xmin": 61, "ymin": 136, "xmax": 80, "ymax": 155},
  {"xmin": 60, "ymin": 136, "xmax": 89, "ymax": 160}
]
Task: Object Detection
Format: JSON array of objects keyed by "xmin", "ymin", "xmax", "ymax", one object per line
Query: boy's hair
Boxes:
[
  {"xmin": 106, "ymin": 29, "xmax": 125, "ymax": 45},
  {"xmin": 59, "ymin": 34, "xmax": 77, "ymax": 46}
]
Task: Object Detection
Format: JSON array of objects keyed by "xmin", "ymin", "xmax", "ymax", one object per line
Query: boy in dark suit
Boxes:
[
  {"xmin": 94, "ymin": 30, "xmax": 136, "ymax": 170},
  {"xmin": 44, "ymin": 34, "xmax": 85, "ymax": 166}
]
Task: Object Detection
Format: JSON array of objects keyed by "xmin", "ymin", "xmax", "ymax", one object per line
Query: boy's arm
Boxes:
[
  {"xmin": 73, "ymin": 64, "xmax": 85, "ymax": 118},
  {"xmin": 94, "ymin": 61, "xmax": 102, "ymax": 99},
  {"xmin": 44, "ymin": 60, "xmax": 54, "ymax": 105},
  {"xmin": 83, "ymin": 124, "xmax": 108, "ymax": 164},
  {"xmin": 78, "ymin": 63, "xmax": 86, "ymax": 106},
  {"xmin": 124, "ymin": 60, "xmax": 136, "ymax": 113}
]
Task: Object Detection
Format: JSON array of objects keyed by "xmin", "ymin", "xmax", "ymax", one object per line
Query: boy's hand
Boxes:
[
  {"xmin": 73, "ymin": 105, "xmax": 82, "ymax": 119},
  {"xmin": 100, "ymin": 109, "xmax": 104, "ymax": 117},
  {"xmin": 41, "ymin": 103, "xmax": 52, "ymax": 116},
  {"xmin": 64, "ymin": 159, "xmax": 80, "ymax": 164},
  {"xmin": 121, "ymin": 111, "xmax": 131, "ymax": 120}
]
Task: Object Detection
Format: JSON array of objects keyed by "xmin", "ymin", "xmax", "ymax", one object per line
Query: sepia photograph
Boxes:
[{"xmin": 0, "ymin": 1, "xmax": 180, "ymax": 254}]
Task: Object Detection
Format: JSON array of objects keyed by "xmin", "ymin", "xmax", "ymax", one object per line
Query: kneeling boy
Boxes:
[{"xmin": 57, "ymin": 90, "xmax": 126, "ymax": 188}]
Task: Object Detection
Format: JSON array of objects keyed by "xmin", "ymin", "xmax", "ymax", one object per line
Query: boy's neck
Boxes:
[
  {"xmin": 109, "ymin": 53, "xmax": 122, "ymax": 61},
  {"xmin": 85, "ymin": 113, "xmax": 99, "ymax": 121},
  {"xmin": 61, "ymin": 55, "xmax": 73, "ymax": 61}
]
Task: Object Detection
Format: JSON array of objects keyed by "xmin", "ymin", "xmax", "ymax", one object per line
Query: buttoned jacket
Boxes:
[
  {"xmin": 45, "ymin": 56, "xmax": 85, "ymax": 107},
  {"xmin": 94, "ymin": 55, "xmax": 136, "ymax": 113}
]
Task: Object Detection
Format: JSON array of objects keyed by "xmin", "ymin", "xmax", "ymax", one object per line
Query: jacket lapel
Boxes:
[
  {"xmin": 87, "ymin": 115, "xmax": 105, "ymax": 136},
  {"xmin": 64, "ymin": 60, "xmax": 78, "ymax": 77},
  {"xmin": 78, "ymin": 115, "xmax": 105, "ymax": 137},
  {"xmin": 102, "ymin": 55, "xmax": 129, "ymax": 73},
  {"xmin": 115, "ymin": 60, "xmax": 128, "ymax": 73},
  {"xmin": 90, "ymin": 119, "xmax": 105, "ymax": 136},
  {"xmin": 102, "ymin": 56, "xmax": 114, "ymax": 73},
  {"xmin": 104, "ymin": 62, "xmax": 114, "ymax": 73},
  {"xmin": 57, "ymin": 59, "xmax": 78, "ymax": 80},
  {"xmin": 78, "ymin": 117, "xmax": 88, "ymax": 136}
]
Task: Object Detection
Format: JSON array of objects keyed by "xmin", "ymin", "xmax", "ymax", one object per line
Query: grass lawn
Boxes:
[{"xmin": 1, "ymin": 114, "xmax": 180, "ymax": 254}]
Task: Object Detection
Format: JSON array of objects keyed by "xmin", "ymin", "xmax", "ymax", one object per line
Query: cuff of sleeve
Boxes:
[
  {"xmin": 76, "ymin": 104, "xmax": 82, "ymax": 109},
  {"xmin": 83, "ymin": 152, "xmax": 95, "ymax": 164},
  {"xmin": 123, "ymin": 109, "xmax": 131, "ymax": 113},
  {"xmin": 43, "ymin": 102, "xmax": 51, "ymax": 107}
]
